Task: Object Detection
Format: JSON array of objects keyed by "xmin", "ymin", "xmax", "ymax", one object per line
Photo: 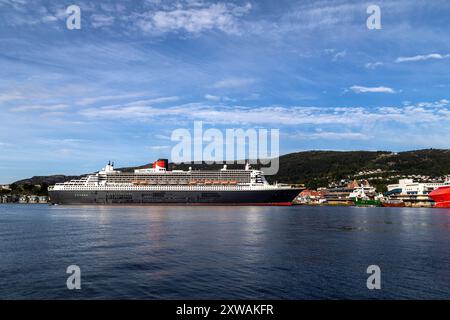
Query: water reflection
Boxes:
[{"xmin": 1, "ymin": 204, "xmax": 450, "ymax": 299}]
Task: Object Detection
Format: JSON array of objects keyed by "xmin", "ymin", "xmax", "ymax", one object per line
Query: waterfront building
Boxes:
[
  {"xmin": 296, "ymin": 190, "xmax": 326, "ymax": 204},
  {"xmin": 325, "ymin": 180, "xmax": 377, "ymax": 205},
  {"xmin": 28, "ymin": 196, "xmax": 39, "ymax": 203},
  {"xmin": 385, "ymin": 178, "xmax": 448, "ymax": 207},
  {"xmin": 387, "ymin": 179, "xmax": 446, "ymax": 196}
]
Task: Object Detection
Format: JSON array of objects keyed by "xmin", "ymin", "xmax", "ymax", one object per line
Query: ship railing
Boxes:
[{"xmin": 57, "ymin": 183, "xmax": 292, "ymax": 191}]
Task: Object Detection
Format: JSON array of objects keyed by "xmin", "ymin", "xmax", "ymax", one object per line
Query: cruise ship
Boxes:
[{"xmin": 48, "ymin": 159, "xmax": 302, "ymax": 205}]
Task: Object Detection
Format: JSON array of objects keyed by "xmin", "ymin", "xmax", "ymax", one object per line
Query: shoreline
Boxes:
[{"xmin": 0, "ymin": 202, "xmax": 438, "ymax": 208}]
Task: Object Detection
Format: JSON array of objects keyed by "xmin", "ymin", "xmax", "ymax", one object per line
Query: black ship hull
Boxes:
[{"xmin": 49, "ymin": 189, "xmax": 302, "ymax": 206}]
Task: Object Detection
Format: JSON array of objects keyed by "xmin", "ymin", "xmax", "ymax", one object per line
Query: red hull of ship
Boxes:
[{"xmin": 429, "ymin": 186, "xmax": 450, "ymax": 208}]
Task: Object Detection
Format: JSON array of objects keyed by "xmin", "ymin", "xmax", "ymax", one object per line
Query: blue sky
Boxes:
[{"xmin": 1, "ymin": 0, "xmax": 450, "ymax": 183}]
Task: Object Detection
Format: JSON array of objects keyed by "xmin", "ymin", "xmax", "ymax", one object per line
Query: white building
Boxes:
[{"xmin": 387, "ymin": 179, "xmax": 446, "ymax": 195}]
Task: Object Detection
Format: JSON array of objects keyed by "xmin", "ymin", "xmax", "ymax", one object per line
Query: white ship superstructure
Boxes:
[
  {"xmin": 49, "ymin": 161, "xmax": 290, "ymax": 191},
  {"xmin": 48, "ymin": 159, "xmax": 302, "ymax": 205}
]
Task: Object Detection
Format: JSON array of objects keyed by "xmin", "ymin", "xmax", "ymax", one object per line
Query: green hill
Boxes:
[{"xmin": 270, "ymin": 149, "xmax": 450, "ymax": 189}]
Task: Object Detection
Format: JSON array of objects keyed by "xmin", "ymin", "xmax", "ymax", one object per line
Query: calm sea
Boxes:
[{"xmin": 1, "ymin": 204, "xmax": 450, "ymax": 299}]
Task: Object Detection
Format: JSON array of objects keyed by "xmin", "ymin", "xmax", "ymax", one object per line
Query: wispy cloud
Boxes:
[
  {"xmin": 350, "ymin": 85, "xmax": 396, "ymax": 94},
  {"xmin": 77, "ymin": 93, "xmax": 148, "ymax": 106},
  {"xmin": 90, "ymin": 14, "xmax": 115, "ymax": 28},
  {"xmin": 147, "ymin": 145, "xmax": 170, "ymax": 150},
  {"xmin": 79, "ymin": 96, "xmax": 181, "ymax": 119},
  {"xmin": 211, "ymin": 77, "xmax": 256, "ymax": 89},
  {"xmin": 78, "ymin": 98, "xmax": 450, "ymax": 127},
  {"xmin": 0, "ymin": 92, "xmax": 23, "ymax": 102},
  {"xmin": 365, "ymin": 62, "xmax": 384, "ymax": 69},
  {"xmin": 42, "ymin": 15, "xmax": 58, "ymax": 23},
  {"xmin": 204, "ymin": 94, "xmax": 221, "ymax": 101},
  {"xmin": 292, "ymin": 131, "xmax": 369, "ymax": 140},
  {"xmin": 10, "ymin": 104, "xmax": 68, "ymax": 112},
  {"xmin": 203, "ymin": 94, "xmax": 236, "ymax": 102},
  {"xmin": 36, "ymin": 138, "xmax": 87, "ymax": 146},
  {"xmin": 332, "ymin": 50, "xmax": 346, "ymax": 62},
  {"xmin": 396, "ymin": 53, "xmax": 450, "ymax": 63},
  {"xmin": 133, "ymin": 2, "xmax": 252, "ymax": 35},
  {"xmin": 80, "ymin": 106, "xmax": 154, "ymax": 119}
]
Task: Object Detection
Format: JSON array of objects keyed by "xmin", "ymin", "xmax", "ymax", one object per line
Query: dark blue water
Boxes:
[{"xmin": 1, "ymin": 204, "xmax": 450, "ymax": 299}]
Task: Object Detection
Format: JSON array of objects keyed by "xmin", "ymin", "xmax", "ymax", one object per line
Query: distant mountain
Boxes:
[
  {"xmin": 13, "ymin": 175, "xmax": 82, "ymax": 186},
  {"xmin": 12, "ymin": 149, "xmax": 450, "ymax": 190}
]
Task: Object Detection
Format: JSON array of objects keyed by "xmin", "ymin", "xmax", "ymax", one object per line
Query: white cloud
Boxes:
[
  {"xmin": 100, "ymin": 2, "xmax": 126, "ymax": 13},
  {"xmin": 77, "ymin": 93, "xmax": 149, "ymax": 106},
  {"xmin": 42, "ymin": 15, "xmax": 58, "ymax": 22},
  {"xmin": 203, "ymin": 94, "xmax": 237, "ymax": 102},
  {"xmin": 135, "ymin": 2, "xmax": 252, "ymax": 34},
  {"xmin": 211, "ymin": 77, "xmax": 256, "ymax": 89},
  {"xmin": 148, "ymin": 145, "xmax": 170, "ymax": 150},
  {"xmin": 91, "ymin": 14, "xmax": 115, "ymax": 28},
  {"xmin": 79, "ymin": 97, "xmax": 183, "ymax": 119},
  {"xmin": 293, "ymin": 131, "xmax": 369, "ymax": 140},
  {"xmin": 332, "ymin": 50, "xmax": 346, "ymax": 61},
  {"xmin": 81, "ymin": 106, "xmax": 161, "ymax": 119},
  {"xmin": 79, "ymin": 99, "xmax": 450, "ymax": 127},
  {"xmin": 396, "ymin": 53, "xmax": 450, "ymax": 63},
  {"xmin": 36, "ymin": 138, "xmax": 86, "ymax": 146},
  {"xmin": 350, "ymin": 85, "xmax": 396, "ymax": 94},
  {"xmin": 10, "ymin": 104, "xmax": 68, "ymax": 112},
  {"xmin": 0, "ymin": 92, "xmax": 24, "ymax": 102},
  {"xmin": 204, "ymin": 94, "xmax": 221, "ymax": 101},
  {"xmin": 154, "ymin": 133, "xmax": 171, "ymax": 140},
  {"xmin": 126, "ymin": 96, "xmax": 180, "ymax": 105},
  {"xmin": 365, "ymin": 62, "xmax": 383, "ymax": 69},
  {"xmin": 0, "ymin": 0, "xmax": 27, "ymax": 10},
  {"xmin": 0, "ymin": 1, "xmax": 251, "ymax": 34}
]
